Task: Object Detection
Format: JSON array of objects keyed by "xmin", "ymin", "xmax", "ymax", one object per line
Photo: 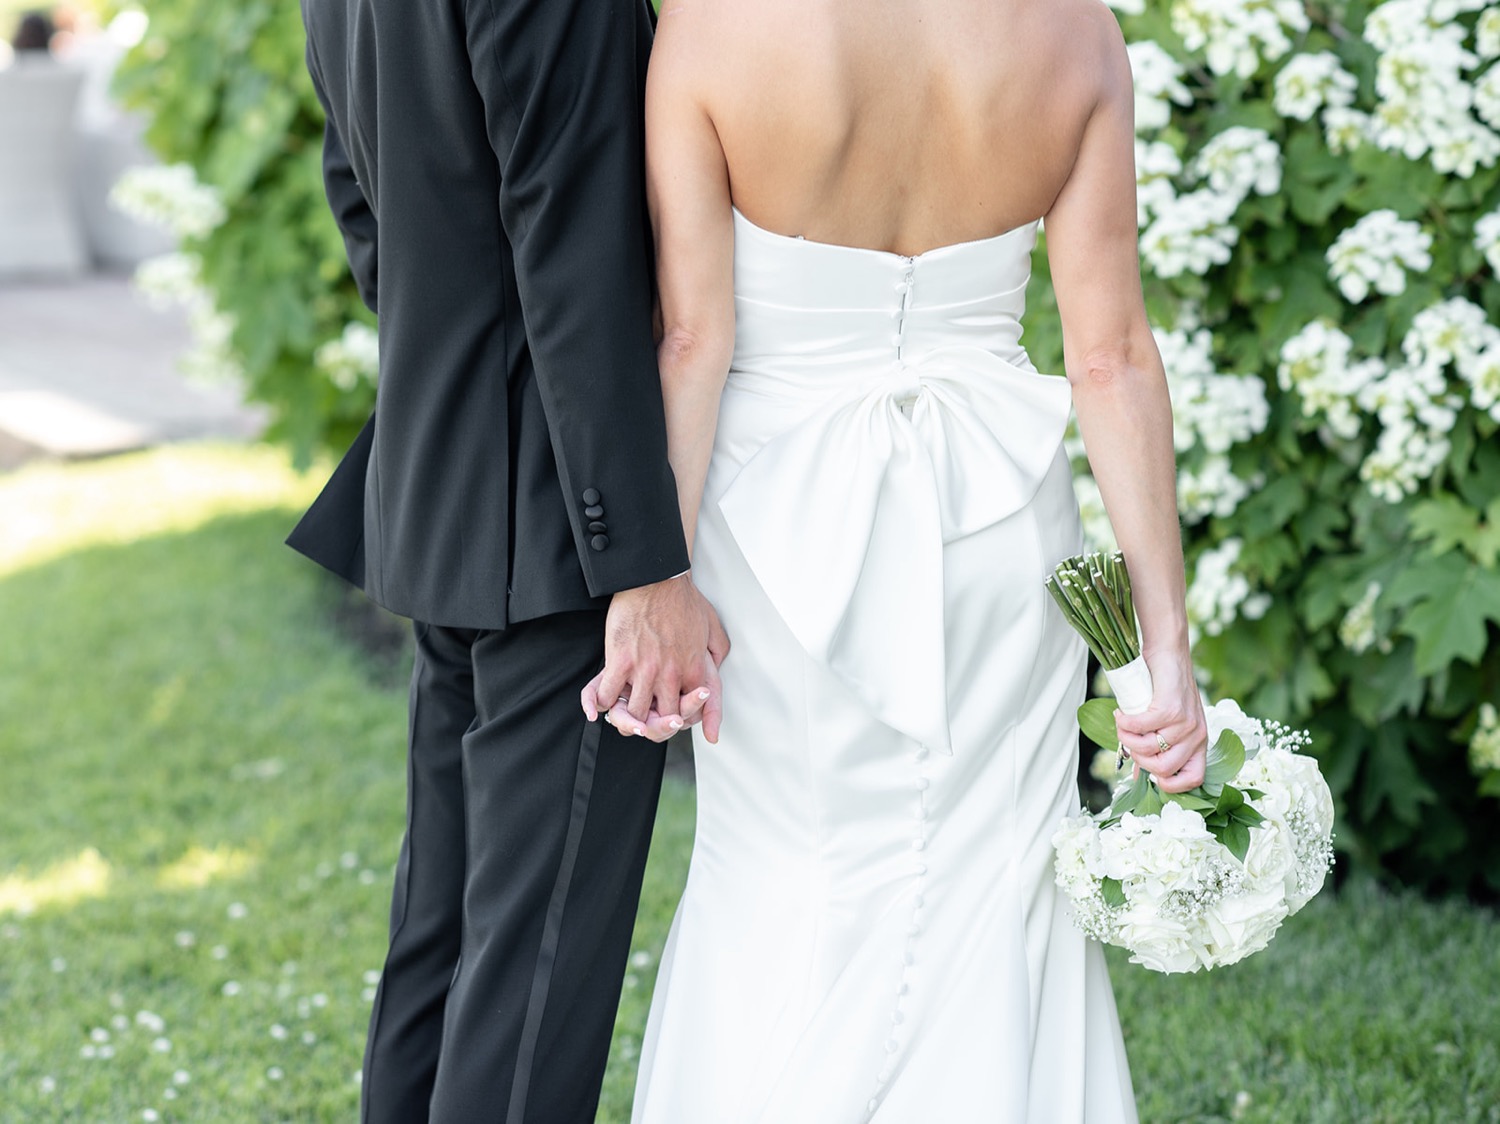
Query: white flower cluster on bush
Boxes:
[
  {"xmin": 1185, "ymin": 537, "xmax": 1270, "ymax": 640},
  {"xmin": 1052, "ymin": 704, "xmax": 1334, "ymax": 974},
  {"xmin": 1364, "ymin": 0, "xmax": 1500, "ymax": 177},
  {"xmin": 1470, "ymin": 703, "xmax": 1500, "ymax": 773},
  {"xmin": 1325, "ymin": 209, "xmax": 1433, "ymax": 304},
  {"xmin": 111, "ymin": 164, "xmax": 225, "ymax": 241},
  {"xmin": 133, "ymin": 252, "xmax": 239, "ymax": 383},
  {"xmin": 1338, "ymin": 581, "xmax": 1388, "ymax": 655},
  {"xmin": 314, "ymin": 323, "xmax": 380, "ymax": 392},
  {"xmin": 1273, "ymin": 50, "xmax": 1358, "ymax": 120},
  {"xmin": 1171, "ymin": 0, "xmax": 1310, "ymax": 79},
  {"xmin": 1277, "ymin": 321, "xmax": 1385, "ymax": 442}
]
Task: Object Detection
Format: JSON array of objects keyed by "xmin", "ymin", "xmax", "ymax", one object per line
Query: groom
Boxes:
[{"xmin": 289, "ymin": 0, "xmax": 725, "ymax": 1120}]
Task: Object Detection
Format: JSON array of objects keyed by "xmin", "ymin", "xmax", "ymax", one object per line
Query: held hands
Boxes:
[
  {"xmin": 579, "ymin": 573, "xmax": 731, "ymax": 744},
  {"xmin": 1113, "ymin": 649, "xmax": 1208, "ymax": 794}
]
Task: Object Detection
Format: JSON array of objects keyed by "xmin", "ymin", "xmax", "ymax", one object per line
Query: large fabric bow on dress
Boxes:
[{"xmin": 716, "ymin": 346, "xmax": 1073, "ymax": 754}]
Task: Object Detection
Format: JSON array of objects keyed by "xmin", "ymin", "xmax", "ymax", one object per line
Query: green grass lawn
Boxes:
[{"xmin": 0, "ymin": 445, "xmax": 1496, "ymax": 1123}]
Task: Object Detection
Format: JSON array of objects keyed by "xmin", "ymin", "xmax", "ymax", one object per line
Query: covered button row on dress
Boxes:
[
  {"xmin": 867, "ymin": 739, "xmax": 932, "ymax": 1116},
  {"xmin": 890, "ymin": 261, "xmax": 915, "ymax": 355}
]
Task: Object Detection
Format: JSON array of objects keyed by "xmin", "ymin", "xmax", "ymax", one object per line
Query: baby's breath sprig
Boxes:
[{"xmin": 1044, "ymin": 552, "xmax": 1141, "ymax": 671}]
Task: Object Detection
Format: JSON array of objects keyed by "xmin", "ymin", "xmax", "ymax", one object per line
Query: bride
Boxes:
[{"xmin": 593, "ymin": 0, "xmax": 1209, "ymax": 1118}]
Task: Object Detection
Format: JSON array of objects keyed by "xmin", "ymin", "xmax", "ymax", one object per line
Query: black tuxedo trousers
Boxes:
[{"xmin": 362, "ymin": 613, "xmax": 665, "ymax": 1123}]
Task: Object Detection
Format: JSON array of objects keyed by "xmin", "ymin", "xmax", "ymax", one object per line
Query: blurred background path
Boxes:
[{"xmin": 0, "ymin": 277, "xmax": 265, "ymax": 471}]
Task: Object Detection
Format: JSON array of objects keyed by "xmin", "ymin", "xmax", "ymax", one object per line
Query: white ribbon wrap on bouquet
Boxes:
[{"xmin": 1104, "ymin": 655, "xmax": 1154, "ymax": 716}]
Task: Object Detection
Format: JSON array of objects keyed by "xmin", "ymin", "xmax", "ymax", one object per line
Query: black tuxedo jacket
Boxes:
[{"xmin": 288, "ymin": 0, "xmax": 689, "ymax": 629}]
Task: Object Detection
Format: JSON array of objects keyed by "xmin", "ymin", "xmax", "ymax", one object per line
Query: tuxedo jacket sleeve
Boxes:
[
  {"xmin": 311, "ymin": 67, "xmax": 378, "ymax": 315},
  {"xmin": 464, "ymin": 0, "xmax": 689, "ymax": 599}
]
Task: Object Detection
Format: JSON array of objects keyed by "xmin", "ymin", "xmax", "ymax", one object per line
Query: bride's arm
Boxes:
[
  {"xmin": 1043, "ymin": 13, "xmax": 1208, "ymax": 793},
  {"xmin": 645, "ymin": 13, "xmax": 736, "ymax": 556}
]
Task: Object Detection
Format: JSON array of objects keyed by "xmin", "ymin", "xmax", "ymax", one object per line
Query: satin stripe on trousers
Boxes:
[{"xmin": 361, "ymin": 612, "xmax": 666, "ymax": 1124}]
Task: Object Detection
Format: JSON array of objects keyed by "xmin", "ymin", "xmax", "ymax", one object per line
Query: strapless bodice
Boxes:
[
  {"xmin": 709, "ymin": 208, "xmax": 1076, "ymax": 754},
  {"xmin": 730, "ymin": 208, "xmax": 1039, "ymax": 388}
]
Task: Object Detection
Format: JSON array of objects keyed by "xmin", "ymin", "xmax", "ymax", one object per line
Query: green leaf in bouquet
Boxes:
[
  {"xmin": 1136, "ymin": 781, "xmax": 1165, "ymax": 818},
  {"xmin": 1163, "ymin": 790, "xmax": 1217, "ymax": 813},
  {"xmin": 1221, "ymin": 819, "xmax": 1253, "ymax": 864},
  {"xmin": 1100, "ymin": 877, "xmax": 1127, "ymax": 909},
  {"xmin": 1214, "ymin": 784, "xmax": 1246, "ymax": 816},
  {"xmin": 1078, "ymin": 698, "xmax": 1121, "ymax": 753},
  {"xmin": 1203, "ymin": 730, "xmax": 1246, "ymax": 794},
  {"xmin": 1108, "ymin": 770, "xmax": 1154, "ymax": 818},
  {"xmin": 1232, "ymin": 804, "xmax": 1267, "ymax": 829}
]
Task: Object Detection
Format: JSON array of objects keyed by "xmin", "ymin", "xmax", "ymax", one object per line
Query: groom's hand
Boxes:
[{"xmin": 582, "ymin": 574, "xmax": 729, "ymax": 743}]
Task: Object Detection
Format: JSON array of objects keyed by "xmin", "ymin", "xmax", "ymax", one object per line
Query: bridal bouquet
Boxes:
[{"xmin": 1045, "ymin": 553, "xmax": 1335, "ymax": 973}]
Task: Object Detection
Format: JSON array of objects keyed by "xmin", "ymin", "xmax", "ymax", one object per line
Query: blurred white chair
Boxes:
[{"xmin": 0, "ymin": 60, "xmax": 89, "ymax": 278}]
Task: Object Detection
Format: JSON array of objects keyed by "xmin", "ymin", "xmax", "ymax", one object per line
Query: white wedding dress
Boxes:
[{"xmin": 631, "ymin": 208, "xmax": 1137, "ymax": 1123}]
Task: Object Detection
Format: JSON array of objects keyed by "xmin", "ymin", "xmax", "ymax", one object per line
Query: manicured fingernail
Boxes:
[
  {"xmin": 634, "ymin": 726, "xmax": 645, "ymax": 736},
  {"xmin": 698, "ymin": 689, "xmax": 711, "ymax": 700},
  {"xmin": 669, "ymin": 719, "xmax": 683, "ymax": 730}
]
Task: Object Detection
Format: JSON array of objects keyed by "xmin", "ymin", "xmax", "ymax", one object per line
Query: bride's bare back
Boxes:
[{"xmin": 661, "ymin": 0, "xmax": 1122, "ymax": 256}]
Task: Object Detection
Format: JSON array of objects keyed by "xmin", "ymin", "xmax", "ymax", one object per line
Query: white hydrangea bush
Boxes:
[{"xmin": 1052, "ymin": 0, "xmax": 1500, "ymax": 894}]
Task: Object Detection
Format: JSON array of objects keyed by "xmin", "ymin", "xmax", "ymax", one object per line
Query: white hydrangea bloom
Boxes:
[
  {"xmin": 1178, "ymin": 454, "xmax": 1258, "ymax": 523},
  {"xmin": 1459, "ymin": 343, "xmax": 1500, "ymax": 419},
  {"xmin": 1470, "ymin": 703, "xmax": 1500, "ymax": 774},
  {"xmin": 1474, "ymin": 66, "xmax": 1500, "ymax": 129},
  {"xmin": 1140, "ymin": 190, "xmax": 1240, "ymax": 278},
  {"xmin": 1480, "ymin": 10, "xmax": 1500, "ymax": 60},
  {"xmin": 131, "ymin": 251, "xmax": 240, "ymax": 383},
  {"xmin": 1325, "ymin": 210, "xmax": 1433, "ymax": 303},
  {"xmin": 1338, "ymin": 581, "xmax": 1385, "ymax": 655},
  {"xmin": 1475, "ymin": 209, "xmax": 1500, "ymax": 274},
  {"xmin": 1128, "ymin": 41, "xmax": 1194, "ymax": 132},
  {"xmin": 1273, "ymin": 51, "xmax": 1358, "ymax": 121},
  {"xmin": 1192, "ymin": 126, "xmax": 1283, "ymax": 202},
  {"xmin": 1323, "ymin": 106, "xmax": 1372, "ymax": 154},
  {"xmin": 315, "ymin": 323, "xmax": 381, "ymax": 392},
  {"xmin": 1135, "ymin": 140, "xmax": 1182, "ymax": 226},
  {"xmin": 1365, "ymin": 10, "xmax": 1499, "ymax": 176},
  {"xmin": 110, "ymin": 164, "xmax": 226, "ymax": 240},
  {"xmin": 1186, "ymin": 537, "xmax": 1265, "ymax": 638},
  {"xmin": 1277, "ymin": 321, "xmax": 1385, "ymax": 441},
  {"xmin": 1359, "ymin": 413, "xmax": 1452, "ymax": 501},
  {"xmin": 1172, "ymin": 0, "xmax": 1310, "ymax": 79},
  {"xmin": 1401, "ymin": 297, "xmax": 1500, "ymax": 375}
]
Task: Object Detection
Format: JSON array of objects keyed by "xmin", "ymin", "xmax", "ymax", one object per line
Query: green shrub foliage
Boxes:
[
  {"xmin": 114, "ymin": 0, "xmax": 374, "ymax": 462},
  {"xmin": 1026, "ymin": 0, "xmax": 1500, "ymax": 897},
  {"xmin": 117, "ymin": 0, "xmax": 1499, "ymax": 894}
]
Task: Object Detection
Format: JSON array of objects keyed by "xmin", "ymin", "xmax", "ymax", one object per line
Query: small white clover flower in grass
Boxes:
[
  {"xmin": 1470, "ymin": 704, "xmax": 1500, "ymax": 773},
  {"xmin": 110, "ymin": 163, "xmax": 226, "ymax": 240},
  {"xmin": 267, "ymin": 1066, "xmax": 285, "ymax": 1082},
  {"xmin": 51, "ymin": 957, "xmax": 67, "ymax": 972},
  {"xmin": 302, "ymin": 1030, "xmax": 318, "ymax": 1046},
  {"xmin": 152, "ymin": 1037, "xmax": 172, "ymax": 1054},
  {"xmin": 90, "ymin": 1027, "xmax": 111, "ymax": 1044},
  {"xmin": 222, "ymin": 980, "xmax": 242, "ymax": 997},
  {"xmin": 135, "ymin": 1010, "xmax": 166, "ymax": 1033},
  {"xmin": 172, "ymin": 1069, "xmax": 191, "ymax": 1086},
  {"xmin": 1171, "ymin": 0, "xmax": 1309, "ymax": 79},
  {"xmin": 111, "ymin": 1014, "xmax": 129, "ymax": 1032},
  {"xmin": 1135, "ymin": 139, "xmax": 1182, "ymax": 226},
  {"xmin": 340, "ymin": 852, "xmax": 360, "ymax": 869},
  {"xmin": 1141, "ymin": 190, "xmax": 1240, "ymax": 278},
  {"xmin": 629, "ymin": 949, "xmax": 654, "ymax": 970},
  {"xmin": 174, "ymin": 930, "xmax": 195, "ymax": 948},
  {"xmin": 270, "ymin": 1023, "xmax": 289, "ymax": 1040},
  {"xmin": 142, "ymin": 1110, "xmax": 160, "ymax": 1123},
  {"xmin": 1326, "ymin": 210, "xmax": 1433, "ymax": 303},
  {"xmin": 39, "ymin": 1076, "xmax": 56, "ymax": 1095},
  {"xmin": 1192, "ymin": 127, "xmax": 1282, "ymax": 202},
  {"xmin": 1273, "ymin": 51, "xmax": 1358, "ymax": 120},
  {"xmin": 227, "ymin": 901, "xmax": 248, "ymax": 920},
  {"xmin": 1338, "ymin": 582, "xmax": 1385, "ymax": 655},
  {"xmin": 1127, "ymin": 41, "xmax": 1193, "ymax": 132}
]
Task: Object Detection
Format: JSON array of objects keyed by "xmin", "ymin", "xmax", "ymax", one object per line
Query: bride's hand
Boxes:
[{"xmin": 1113, "ymin": 650, "xmax": 1208, "ymax": 794}]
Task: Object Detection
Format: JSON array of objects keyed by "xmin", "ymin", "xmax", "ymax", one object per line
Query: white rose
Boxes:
[
  {"xmin": 1204, "ymin": 698, "xmax": 1265, "ymax": 758},
  {"xmin": 1241, "ymin": 819, "xmax": 1296, "ymax": 895},
  {"xmin": 1200, "ymin": 888, "xmax": 1288, "ymax": 966},
  {"xmin": 1116, "ymin": 904, "xmax": 1204, "ymax": 974}
]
